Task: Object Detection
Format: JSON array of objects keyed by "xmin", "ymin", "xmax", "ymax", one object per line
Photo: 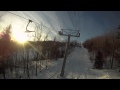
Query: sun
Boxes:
[
  {"xmin": 11, "ymin": 25, "xmax": 28, "ymax": 43},
  {"xmin": 12, "ymin": 30, "xmax": 28, "ymax": 43}
]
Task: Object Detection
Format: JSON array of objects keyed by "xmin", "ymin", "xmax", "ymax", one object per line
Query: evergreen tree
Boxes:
[{"xmin": 94, "ymin": 51, "xmax": 104, "ymax": 69}]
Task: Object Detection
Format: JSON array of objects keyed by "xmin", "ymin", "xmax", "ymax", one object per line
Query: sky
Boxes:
[{"xmin": 0, "ymin": 11, "xmax": 120, "ymax": 43}]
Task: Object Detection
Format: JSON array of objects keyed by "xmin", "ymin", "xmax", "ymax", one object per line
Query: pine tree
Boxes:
[
  {"xmin": 94, "ymin": 51, "xmax": 104, "ymax": 69},
  {"xmin": 0, "ymin": 25, "xmax": 12, "ymax": 79}
]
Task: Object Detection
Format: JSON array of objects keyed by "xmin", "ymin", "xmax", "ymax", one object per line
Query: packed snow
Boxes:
[
  {"xmin": 1, "ymin": 47, "xmax": 120, "ymax": 79},
  {"xmin": 32, "ymin": 47, "xmax": 120, "ymax": 79}
]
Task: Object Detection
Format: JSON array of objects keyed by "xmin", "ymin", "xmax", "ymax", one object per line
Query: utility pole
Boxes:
[{"xmin": 59, "ymin": 29, "xmax": 80, "ymax": 77}]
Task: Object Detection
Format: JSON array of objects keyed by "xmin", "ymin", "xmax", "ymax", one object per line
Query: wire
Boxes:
[
  {"xmin": 6, "ymin": 11, "xmax": 79, "ymax": 41},
  {"xmin": 56, "ymin": 12, "xmax": 69, "ymax": 29},
  {"xmin": 7, "ymin": 11, "xmax": 29, "ymax": 20},
  {"xmin": 75, "ymin": 11, "xmax": 81, "ymax": 30},
  {"xmin": 6, "ymin": 11, "xmax": 59, "ymax": 41},
  {"xmin": 67, "ymin": 11, "xmax": 76, "ymax": 30},
  {"xmin": 6, "ymin": 11, "xmax": 55, "ymax": 32},
  {"xmin": 73, "ymin": 11, "xmax": 77, "ymax": 30}
]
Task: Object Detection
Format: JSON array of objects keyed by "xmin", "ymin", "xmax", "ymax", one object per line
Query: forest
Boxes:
[{"xmin": 83, "ymin": 25, "xmax": 120, "ymax": 69}]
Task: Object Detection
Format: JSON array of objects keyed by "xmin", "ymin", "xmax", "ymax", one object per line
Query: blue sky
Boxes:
[{"xmin": 0, "ymin": 11, "xmax": 120, "ymax": 43}]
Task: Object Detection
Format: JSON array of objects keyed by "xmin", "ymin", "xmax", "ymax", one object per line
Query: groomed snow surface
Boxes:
[
  {"xmin": 1, "ymin": 47, "xmax": 120, "ymax": 79},
  {"xmin": 32, "ymin": 47, "xmax": 120, "ymax": 79}
]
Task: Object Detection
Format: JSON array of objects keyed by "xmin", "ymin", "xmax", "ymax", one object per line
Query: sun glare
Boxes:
[
  {"xmin": 11, "ymin": 25, "xmax": 28, "ymax": 43},
  {"xmin": 12, "ymin": 31, "xmax": 27, "ymax": 43}
]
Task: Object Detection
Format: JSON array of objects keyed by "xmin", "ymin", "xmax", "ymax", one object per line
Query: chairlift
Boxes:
[
  {"xmin": 76, "ymin": 32, "xmax": 80, "ymax": 37},
  {"xmin": 59, "ymin": 31, "xmax": 63, "ymax": 35},
  {"xmin": 25, "ymin": 19, "xmax": 35, "ymax": 33}
]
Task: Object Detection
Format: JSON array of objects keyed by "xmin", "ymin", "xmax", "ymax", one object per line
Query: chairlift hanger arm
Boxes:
[{"xmin": 25, "ymin": 19, "xmax": 35, "ymax": 32}]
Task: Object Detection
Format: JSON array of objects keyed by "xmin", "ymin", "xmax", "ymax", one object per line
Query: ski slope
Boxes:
[{"xmin": 32, "ymin": 47, "xmax": 120, "ymax": 79}]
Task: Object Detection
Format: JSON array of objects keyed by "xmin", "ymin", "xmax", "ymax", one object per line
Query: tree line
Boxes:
[{"xmin": 83, "ymin": 25, "xmax": 120, "ymax": 69}]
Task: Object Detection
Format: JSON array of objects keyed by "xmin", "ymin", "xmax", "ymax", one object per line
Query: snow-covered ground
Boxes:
[
  {"xmin": 32, "ymin": 47, "xmax": 120, "ymax": 79},
  {"xmin": 1, "ymin": 47, "xmax": 120, "ymax": 79}
]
